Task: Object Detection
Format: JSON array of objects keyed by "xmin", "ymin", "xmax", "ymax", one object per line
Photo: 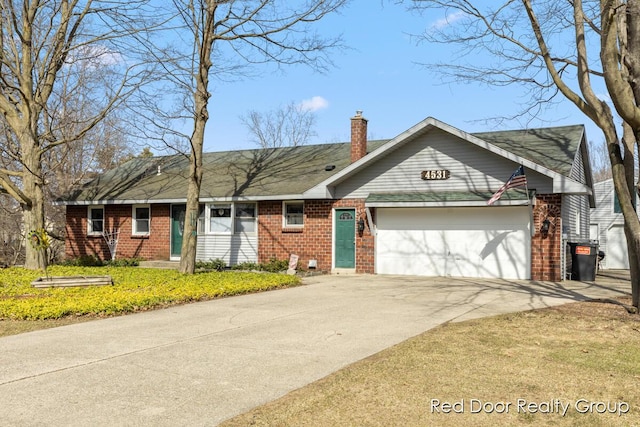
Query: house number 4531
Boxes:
[{"xmin": 421, "ymin": 170, "xmax": 450, "ymax": 180}]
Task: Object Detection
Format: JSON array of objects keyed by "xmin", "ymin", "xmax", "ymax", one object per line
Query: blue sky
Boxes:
[{"xmin": 202, "ymin": 0, "xmax": 604, "ymax": 153}]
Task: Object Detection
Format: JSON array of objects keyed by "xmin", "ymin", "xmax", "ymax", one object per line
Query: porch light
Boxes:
[
  {"xmin": 541, "ymin": 218, "xmax": 551, "ymax": 234},
  {"xmin": 358, "ymin": 218, "xmax": 365, "ymax": 233}
]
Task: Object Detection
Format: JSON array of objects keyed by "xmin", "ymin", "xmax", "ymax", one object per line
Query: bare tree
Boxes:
[
  {"xmin": 158, "ymin": 0, "xmax": 347, "ymax": 274},
  {"xmin": 589, "ymin": 138, "xmax": 613, "ymax": 182},
  {"xmin": 0, "ymin": 0, "xmax": 159, "ymax": 269},
  {"xmin": 241, "ymin": 101, "xmax": 318, "ymax": 148},
  {"xmin": 406, "ymin": 0, "xmax": 640, "ymax": 309}
]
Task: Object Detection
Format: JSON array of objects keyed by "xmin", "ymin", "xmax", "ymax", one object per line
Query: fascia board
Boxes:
[
  {"xmin": 552, "ymin": 177, "xmax": 593, "ymax": 195},
  {"xmin": 366, "ymin": 200, "xmax": 531, "ymax": 208},
  {"xmin": 55, "ymin": 194, "xmax": 311, "ymax": 206}
]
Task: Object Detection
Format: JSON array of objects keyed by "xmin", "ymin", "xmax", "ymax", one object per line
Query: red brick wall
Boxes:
[
  {"xmin": 257, "ymin": 199, "xmax": 374, "ymax": 273},
  {"xmin": 65, "ymin": 204, "xmax": 171, "ymax": 261},
  {"xmin": 531, "ymin": 194, "xmax": 563, "ymax": 281}
]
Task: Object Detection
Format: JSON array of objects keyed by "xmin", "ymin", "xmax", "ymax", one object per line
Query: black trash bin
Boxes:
[{"xmin": 568, "ymin": 242, "xmax": 598, "ymax": 281}]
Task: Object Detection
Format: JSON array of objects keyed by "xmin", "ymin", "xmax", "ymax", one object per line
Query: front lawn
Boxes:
[
  {"xmin": 0, "ymin": 266, "xmax": 300, "ymax": 324},
  {"xmin": 221, "ymin": 298, "xmax": 640, "ymax": 427}
]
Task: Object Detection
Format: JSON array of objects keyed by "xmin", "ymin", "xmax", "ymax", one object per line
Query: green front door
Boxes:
[
  {"xmin": 171, "ymin": 204, "xmax": 186, "ymax": 259},
  {"xmin": 335, "ymin": 209, "xmax": 356, "ymax": 268}
]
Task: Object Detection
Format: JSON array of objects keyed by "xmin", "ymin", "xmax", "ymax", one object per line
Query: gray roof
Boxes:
[
  {"xmin": 472, "ymin": 125, "xmax": 584, "ymax": 176},
  {"xmin": 59, "ymin": 123, "xmax": 585, "ymax": 204},
  {"xmin": 60, "ymin": 140, "xmax": 389, "ymax": 203}
]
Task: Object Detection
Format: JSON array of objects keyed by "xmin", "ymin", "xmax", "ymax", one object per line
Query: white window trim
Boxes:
[
  {"xmin": 87, "ymin": 205, "xmax": 105, "ymax": 236},
  {"xmin": 283, "ymin": 200, "xmax": 304, "ymax": 228},
  {"xmin": 201, "ymin": 202, "xmax": 258, "ymax": 235},
  {"xmin": 132, "ymin": 204, "xmax": 151, "ymax": 236}
]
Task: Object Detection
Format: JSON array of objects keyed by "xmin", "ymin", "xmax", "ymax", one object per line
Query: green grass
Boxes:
[{"xmin": 0, "ymin": 266, "xmax": 300, "ymax": 321}]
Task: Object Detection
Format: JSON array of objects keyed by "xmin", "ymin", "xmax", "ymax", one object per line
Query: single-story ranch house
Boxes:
[{"xmin": 59, "ymin": 112, "xmax": 595, "ymax": 281}]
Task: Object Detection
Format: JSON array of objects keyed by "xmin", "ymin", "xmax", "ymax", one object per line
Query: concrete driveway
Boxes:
[{"xmin": 0, "ymin": 274, "xmax": 631, "ymax": 426}]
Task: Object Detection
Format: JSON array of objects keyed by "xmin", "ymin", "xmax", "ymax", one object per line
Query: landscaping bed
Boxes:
[{"xmin": 0, "ymin": 266, "xmax": 301, "ymax": 322}]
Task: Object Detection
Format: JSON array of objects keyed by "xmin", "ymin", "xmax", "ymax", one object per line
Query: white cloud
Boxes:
[
  {"xmin": 430, "ymin": 11, "xmax": 467, "ymax": 31},
  {"xmin": 299, "ymin": 96, "xmax": 329, "ymax": 112},
  {"xmin": 66, "ymin": 45, "xmax": 124, "ymax": 68}
]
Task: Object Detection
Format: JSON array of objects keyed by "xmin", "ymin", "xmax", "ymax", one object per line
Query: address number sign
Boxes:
[{"xmin": 421, "ymin": 169, "xmax": 450, "ymax": 180}]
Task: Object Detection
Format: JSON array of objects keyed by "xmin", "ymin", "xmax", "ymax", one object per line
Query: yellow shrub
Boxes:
[{"xmin": 0, "ymin": 267, "xmax": 300, "ymax": 320}]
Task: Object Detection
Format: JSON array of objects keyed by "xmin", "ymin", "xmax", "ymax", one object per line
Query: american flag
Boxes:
[{"xmin": 487, "ymin": 165, "xmax": 527, "ymax": 205}]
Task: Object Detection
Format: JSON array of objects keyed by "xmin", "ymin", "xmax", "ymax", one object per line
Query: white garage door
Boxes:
[
  {"xmin": 376, "ymin": 207, "xmax": 530, "ymax": 279},
  {"xmin": 605, "ymin": 225, "xmax": 629, "ymax": 269}
]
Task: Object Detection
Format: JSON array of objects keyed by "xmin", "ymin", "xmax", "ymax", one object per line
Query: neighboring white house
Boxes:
[{"xmin": 590, "ymin": 178, "xmax": 638, "ymax": 269}]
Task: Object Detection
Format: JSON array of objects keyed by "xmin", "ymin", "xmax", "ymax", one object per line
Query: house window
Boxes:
[
  {"xmin": 284, "ymin": 201, "xmax": 304, "ymax": 227},
  {"xmin": 235, "ymin": 203, "xmax": 256, "ymax": 234},
  {"xmin": 197, "ymin": 204, "xmax": 206, "ymax": 234},
  {"xmin": 87, "ymin": 206, "xmax": 104, "ymax": 235},
  {"xmin": 209, "ymin": 204, "xmax": 232, "ymax": 233},
  {"xmin": 614, "ymin": 192, "xmax": 636, "ymax": 213},
  {"xmin": 132, "ymin": 205, "xmax": 150, "ymax": 235}
]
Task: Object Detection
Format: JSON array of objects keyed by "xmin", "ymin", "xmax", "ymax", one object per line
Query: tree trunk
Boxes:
[
  {"xmin": 625, "ymin": 0, "xmax": 640, "ymax": 309},
  {"xmin": 178, "ymin": 1, "xmax": 216, "ymax": 275},
  {"xmin": 178, "ymin": 132, "xmax": 204, "ymax": 274},
  {"xmin": 178, "ymin": 65, "xmax": 209, "ymax": 275},
  {"xmin": 22, "ymin": 136, "xmax": 46, "ymax": 271}
]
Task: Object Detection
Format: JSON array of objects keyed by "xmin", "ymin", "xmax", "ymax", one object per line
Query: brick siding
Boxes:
[
  {"xmin": 257, "ymin": 199, "xmax": 374, "ymax": 273},
  {"xmin": 66, "ymin": 196, "xmax": 564, "ymax": 280},
  {"xmin": 65, "ymin": 204, "xmax": 171, "ymax": 261},
  {"xmin": 530, "ymin": 194, "xmax": 563, "ymax": 281}
]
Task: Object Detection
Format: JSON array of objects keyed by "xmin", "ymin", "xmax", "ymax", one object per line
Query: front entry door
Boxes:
[
  {"xmin": 335, "ymin": 209, "xmax": 356, "ymax": 268},
  {"xmin": 171, "ymin": 204, "xmax": 186, "ymax": 259}
]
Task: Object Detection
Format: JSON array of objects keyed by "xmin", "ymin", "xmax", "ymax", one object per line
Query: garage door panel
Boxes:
[{"xmin": 376, "ymin": 207, "xmax": 530, "ymax": 279}]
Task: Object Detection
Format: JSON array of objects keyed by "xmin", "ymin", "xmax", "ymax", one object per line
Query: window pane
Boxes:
[
  {"xmin": 210, "ymin": 217, "xmax": 232, "ymax": 233},
  {"xmin": 136, "ymin": 207, "xmax": 150, "ymax": 220},
  {"xmin": 285, "ymin": 202, "xmax": 304, "ymax": 226},
  {"xmin": 235, "ymin": 203, "xmax": 256, "ymax": 233},
  {"xmin": 197, "ymin": 205, "xmax": 205, "ymax": 234},
  {"xmin": 210, "ymin": 204, "xmax": 232, "ymax": 233},
  {"xmin": 93, "ymin": 219, "xmax": 104, "ymax": 233},
  {"xmin": 91, "ymin": 208, "xmax": 104, "ymax": 220},
  {"xmin": 90, "ymin": 208, "xmax": 104, "ymax": 233},
  {"xmin": 235, "ymin": 203, "xmax": 256, "ymax": 218},
  {"xmin": 235, "ymin": 218, "xmax": 255, "ymax": 233},
  {"xmin": 136, "ymin": 220, "xmax": 149, "ymax": 233}
]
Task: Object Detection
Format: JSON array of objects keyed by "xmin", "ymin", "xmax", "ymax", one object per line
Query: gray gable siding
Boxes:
[
  {"xmin": 334, "ymin": 128, "xmax": 553, "ymax": 200},
  {"xmin": 561, "ymin": 143, "xmax": 590, "ymax": 240}
]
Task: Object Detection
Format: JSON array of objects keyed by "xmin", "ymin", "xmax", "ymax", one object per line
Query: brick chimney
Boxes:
[{"xmin": 350, "ymin": 110, "xmax": 368, "ymax": 162}]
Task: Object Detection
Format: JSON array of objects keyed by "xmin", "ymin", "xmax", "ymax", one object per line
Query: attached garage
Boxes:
[{"xmin": 375, "ymin": 206, "xmax": 531, "ymax": 279}]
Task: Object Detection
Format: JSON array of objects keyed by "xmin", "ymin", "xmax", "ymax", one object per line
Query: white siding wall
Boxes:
[
  {"xmin": 590, "ymin": 179, "xmax": 639, "ymax": 268},
  {"xmin": 196, "ymin": 234, "xmax": 258, "ymax": 265},
  {"xmin": 591, "ymin": 180, "xmax": 621, "ymax": 251},
  {"xmin": 335, "ymin": 129, "xmax": 554, "ymax": 199}
]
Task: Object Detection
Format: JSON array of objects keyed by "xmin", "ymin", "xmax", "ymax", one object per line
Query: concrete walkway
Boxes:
[{"xmin": 0, "ymin": 274, "xmax": 631, "ymax": 426}]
